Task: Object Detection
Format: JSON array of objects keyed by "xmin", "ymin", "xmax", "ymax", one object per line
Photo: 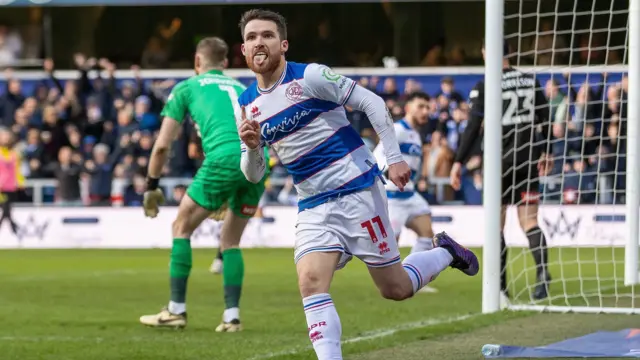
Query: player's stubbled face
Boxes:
[
  {"xmin": 409, "ymin": 99, "xmax": 430, "ymax": 125},
  {"xmin": 242, "ymin": 19, "xmax": 286, "ymax": 74}
]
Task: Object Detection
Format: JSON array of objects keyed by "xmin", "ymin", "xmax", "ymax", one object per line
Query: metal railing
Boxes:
[
  {"xmin": 21, "ymin": 176, "xmax": 457, "ymax": 206},
  {"xmin": 21, "ymin": 175, "xmax": 566, "ymax": 206}
]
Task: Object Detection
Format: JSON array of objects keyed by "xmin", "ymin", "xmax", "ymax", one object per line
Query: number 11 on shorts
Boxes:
[{"xmin": 361, "ymin": 216, "xmax": 387, "ymax": 243}]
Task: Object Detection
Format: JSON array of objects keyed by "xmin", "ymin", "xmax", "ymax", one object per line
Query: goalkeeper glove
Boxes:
[{"xmin": 143, "ymin": 177, "xmax": 165, "ymax": 218}]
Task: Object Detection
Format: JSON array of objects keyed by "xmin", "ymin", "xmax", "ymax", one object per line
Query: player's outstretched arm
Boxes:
[
  {"xmin": 239, "ymin": 107, "xmax": 266, "ymax": 183},
  {"xmin": 344, "ymin": 86, "xmax": 404, "ymax": 165},
  {"xmin": 303, "ymin": 63, "xmax": 409, "ymax": 188},
  {"xmin": 302, "ymin": 64, "xmax": 403, "ymax": 165}
]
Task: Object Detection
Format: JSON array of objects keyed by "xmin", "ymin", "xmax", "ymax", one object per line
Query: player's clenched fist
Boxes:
[
  {"xmin": 387, "ymin": 161, "xmax": 411, "ymax": 192},
  {"xmin": 143, "ymin": 188, "xmax": 165, "ymax": 218},
  {"xmin": 239, "ymin": 106, "xmax": 261, "ymax": 149}
]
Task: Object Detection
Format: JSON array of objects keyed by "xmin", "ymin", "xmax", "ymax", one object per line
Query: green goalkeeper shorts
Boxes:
[{"xmin": 187, "ymin": 155, "xmax": 266, "ymax": 218}]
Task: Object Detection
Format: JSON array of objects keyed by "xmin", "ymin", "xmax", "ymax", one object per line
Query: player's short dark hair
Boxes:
[
  {"xmin": 405, "ymin": 91, "xmax": 430, "ymax": 104},
  {"xmin": 239, "ymin": 9, "xmax": 287, "ymax": 40},
  {"xmin": 196, "ymin": 37, "xmax": 228, "ymax": 66}
]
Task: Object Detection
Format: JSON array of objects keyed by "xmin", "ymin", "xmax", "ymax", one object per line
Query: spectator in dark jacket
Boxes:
[
  {"xmin": 85, "ymin": 142, "xmax": 121, "ymax": 206},
  {"xmin": 49, "ymin": 146, "xmax": 83, "ymax": 206},
  {"xmin": 0, "ymin": 71, "xmax": 24, "ymax": 128},
  {"xmin": 123, "ymin": 172, "xmax": 146, "ymax": 206}
]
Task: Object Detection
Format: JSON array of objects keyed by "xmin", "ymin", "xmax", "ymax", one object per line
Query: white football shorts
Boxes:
[
  {"xmin": 293, "ymin": 179, "xmax": 401, "ymax": 270},
  {"xmin": 387, "ymin": 192, "xmax": 432, "ymax": 237}
]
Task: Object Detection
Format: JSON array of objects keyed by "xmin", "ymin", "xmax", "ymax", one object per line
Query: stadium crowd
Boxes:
[{"xmin": 0, "ymin": 52, "xmax": 629, "ymax": 207}]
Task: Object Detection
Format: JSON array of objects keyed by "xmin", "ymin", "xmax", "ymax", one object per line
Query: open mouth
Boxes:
[{"xmin": 254, "ymin": 51, "xmax": 268, "ymax": 65}]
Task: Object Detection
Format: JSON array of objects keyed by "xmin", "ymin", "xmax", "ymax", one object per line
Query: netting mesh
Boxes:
[{"xmin": 501, "ymin": 0, "xmax": 637, "ymax": 312}]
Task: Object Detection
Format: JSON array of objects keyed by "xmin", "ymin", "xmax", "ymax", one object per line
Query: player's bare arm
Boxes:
[
  {"xmin": 239, "ymin": 106, "xmax": 266, "ymax": 183},
  {"xmin": 451, "ymin": 84, "xmax": 484, "ymax": 191},
  {"xmin": 143, "ymin": 117, "xmax": 181, "ymax": 218},
  {"xmin": 343, "ymin": 84, "xmax": 411, "ymax": 190},
  {"xmin": 148, "ymin": 117, "xmax": 181, "ymax": 179}
]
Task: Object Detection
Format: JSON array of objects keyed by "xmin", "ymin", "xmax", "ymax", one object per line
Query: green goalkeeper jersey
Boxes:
[{"xmin": 161, "ymin": 69, "xmax": 246, "ymax": 158}]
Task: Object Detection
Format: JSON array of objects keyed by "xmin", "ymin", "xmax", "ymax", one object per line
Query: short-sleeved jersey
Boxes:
[
  {"xmin": 161, "ymin": 69, "xmax": 246, "ymax": 157},
  {"xmin": 238, "ymin": 62, "xmax": 380, "ymax": 212},
  {"xmin": 455, "ymin": 67, "xmax": 550, "ymax": 167},
  {"xmin": 373, "ymin": 119, "xmax": 422, "ymax": 197}
]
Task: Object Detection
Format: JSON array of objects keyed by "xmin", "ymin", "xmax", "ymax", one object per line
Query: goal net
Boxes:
[{"xmin": 489, "ymin": 0, "xmax": 639, "ymax": 314}]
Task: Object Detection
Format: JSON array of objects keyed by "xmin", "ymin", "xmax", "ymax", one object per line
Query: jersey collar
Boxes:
[
  {"xmin": 257, "ymin": 61, "xmax": 287, "ymax": 94},
  {"xmin": 398, "ymin": 118, "xmax": 412, "ymax": 130},
  {"xmin": 206, "ymin": 69, "xmax": 224, "ymax": 75}
]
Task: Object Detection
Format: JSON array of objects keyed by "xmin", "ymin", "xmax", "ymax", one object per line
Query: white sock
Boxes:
[
  {"xmin": 168, "ymin": 301, "xmax": 186, "ymax": 314},
  {"xmin": 302, "ymin": 293, "xmax": 343, "ymax": 360},
  {"xmin": 223, "ymin": 307, "xmax": 239, "ymax": 322},
  {"xmin": 411, "ymin": 237, "xmax": 434, "ymax": 253},
  {"xmin": 402, "ymin": 248, "xmax": 453, "ymax": 293}
]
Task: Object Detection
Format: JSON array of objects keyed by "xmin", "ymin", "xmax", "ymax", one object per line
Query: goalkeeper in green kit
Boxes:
[{"xmin": 139, "ymin": 37, "xmax": 269, "ymax": 332}]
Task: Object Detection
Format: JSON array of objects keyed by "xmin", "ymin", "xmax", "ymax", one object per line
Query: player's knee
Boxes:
[
  {"xmin": 172, "ymin": 216, "xmax": 195, "ymax": 238},
  {"xmin": 297, "ymin": 269, "xmax": 330, "ymax": 298},
  {"xmin": 379, "ymin": 283, "xmax": 412, "ymax": 301}
]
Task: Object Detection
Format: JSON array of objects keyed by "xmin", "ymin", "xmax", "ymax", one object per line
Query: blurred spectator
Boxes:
[
  {"xmin": 308, "ymin": 19, "xmax": 338, "ymax": 67},
  {"xmin": 0, "ymin": 69, "xmax": 25, "ymax": 128},
  {"xmin": 421, "ymin": 130, "xmax": 455, "ymax": 201},
  {"xmin": 141, "ymin": 37, "xmax": 170, "ymax": 69},
  {"xmin": 380, "ymin": 78, "xmax": 399, "ymax": 101},
  {"xmin": 85, "ymin": 143, "xmax": 121, "ymax": 206},
  {"xmin": 134, "ymin": 96, "xmax": 160, "ymax": 131},
  {"xmin": 123, "ymin": 171, "xmax": 146, "ymax": 206},
  {"xmin": 436, "ymin": 77, "xmax": 464, "ymax": 107},
  {"xmin": 50, "ymin": 146, "xmax": 83, "ymax": 206},
  {"xmin": 525, "ymin": 20, "xmax": 568, "ymax": 65},
  {"xmin": 544, "ymin": 79, "xmax": 566, "ymax": 124},
  {"xmin": 0, "ymin": 23, "xmax": 22, "ymax": 66},
  {"xmin": 447, "ymin": 46, "xmax": 466, "ymax": 66},
  {"xmin": 166, "ymin": 184, "xmax": 186, "ymax": 206},
  {"xmin": 421, "ymin": 45, "xmax": 445, "ymax": 66}
]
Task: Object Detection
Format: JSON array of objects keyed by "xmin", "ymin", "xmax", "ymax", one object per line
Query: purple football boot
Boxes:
[{"xmin": 433, "ymin": 232, "xmax": 479, "ymax": 276}]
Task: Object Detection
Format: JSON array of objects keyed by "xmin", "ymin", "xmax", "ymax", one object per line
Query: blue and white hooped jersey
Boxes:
[
  {"xmin": 238, "ymin": 62, "xmax": 381, "ymax": 212},
  {"xmin": 373, "ymin": 119, "xmax": 423, "ymax": 198}
]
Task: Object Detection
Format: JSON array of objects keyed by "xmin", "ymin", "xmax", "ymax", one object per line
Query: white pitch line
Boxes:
[{"xmin": 249, "ymin": 312, "xmax": 482, "ymax": 360}]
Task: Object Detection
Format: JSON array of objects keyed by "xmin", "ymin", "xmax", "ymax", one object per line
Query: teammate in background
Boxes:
[
  {"xmin": 139, "ymin": 37, "xmax": 269, "ymax": 332},
  {"xmin": 0, "ymin": 128, "xmax": 23, "ymax": 238},
  {"xmin": 236, "ymin": 9, "xmax": 478, "ymax": 359},
  {"xmin": 450, "ymin": 40, "xmax": 553, "ymax": 301},
  {"xmin": 373, "ymin": 92, "xmax": 438, "ymax": 294}
]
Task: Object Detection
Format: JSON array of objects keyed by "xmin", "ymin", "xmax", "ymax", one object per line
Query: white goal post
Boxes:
[{"xmin": 483, "ymin": 0, "xmax": 640, "ymax": 314}]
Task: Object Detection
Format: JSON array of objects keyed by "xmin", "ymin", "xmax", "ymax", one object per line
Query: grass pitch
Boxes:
[{"xmin": 1, "ymin": 247, "xmax": 638, "ymax": 360}]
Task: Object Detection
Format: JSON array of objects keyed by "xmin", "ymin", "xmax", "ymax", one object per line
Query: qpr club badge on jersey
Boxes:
[{"xmin": 285, "ymin": 81, "xmax": 304, "ymax": 102}]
